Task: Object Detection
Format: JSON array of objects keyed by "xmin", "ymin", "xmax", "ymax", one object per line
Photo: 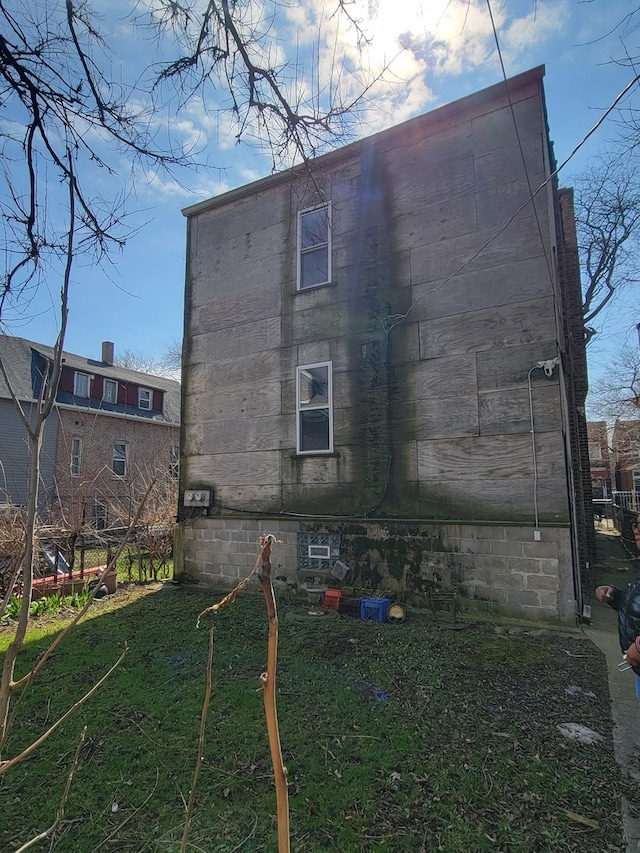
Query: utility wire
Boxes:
[
  {"xmin": 211, "ymin": 9, "xmax": 640, "ymax": 522},
  {"xmin": 384, "ymin": 47, "xmax": 640, "ymax": 333}
]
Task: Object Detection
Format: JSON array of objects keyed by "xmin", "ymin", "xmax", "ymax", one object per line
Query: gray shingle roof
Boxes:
[{"xmin": 0, "ymin": 335, "xmax": 181, "ymax": 424}]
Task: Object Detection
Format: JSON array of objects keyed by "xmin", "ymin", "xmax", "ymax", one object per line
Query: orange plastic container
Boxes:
[{"xmin": 323, "ymin": 589, "xmax": 342, "ymax": 610}]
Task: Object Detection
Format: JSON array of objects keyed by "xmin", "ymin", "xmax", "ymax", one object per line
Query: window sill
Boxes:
[
  {"xmin": 295, "ymin": 281, "xmax": 336, "ymax": 295},
  {"xmin": 292, "ymin": 451, "xmax": 340, "ymax": 458}
]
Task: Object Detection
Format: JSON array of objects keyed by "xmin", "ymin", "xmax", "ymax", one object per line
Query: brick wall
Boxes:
[{"xmin": 52, "ymin": 408, "xmax": 179, "ymax": 526}]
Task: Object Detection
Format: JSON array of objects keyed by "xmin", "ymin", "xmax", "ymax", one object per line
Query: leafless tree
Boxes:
[
  {"xmin": 161, "ymin": 338, "xmax": 183, "ymax": 374},
  {"xmin": 0, "ymin": 0, "xmax": 376, "ymax": 820},
  {"xmin": 573, "ymin": 156, "xmax": 640, "ymax": 342},
  {"xmin": 0, "ymin": 0, "xmax": 377, "ymax": 327},
  {"xmin": 590, "ymin": 343, "xmax": 640, "ymax": 422},
  {"xmin": 112, "ymin": 340, "xmax": 181, "ymax": 377},
  {"xmin": 113, "ymin": 348, "xmax": 173, "ymax": 377}
]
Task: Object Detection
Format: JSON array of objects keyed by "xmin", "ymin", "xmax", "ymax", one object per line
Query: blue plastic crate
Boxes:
[{"xmin": 360, "ymin": 597, "xmax": 392, "ymax": 623}]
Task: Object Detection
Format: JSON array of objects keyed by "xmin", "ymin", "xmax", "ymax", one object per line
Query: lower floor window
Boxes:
[
  {"xmin": 92, "ymin": 501, "xmax": 108, "ymax": 531},
  {"xmin": 296, "ymin": 362, "xmax": 333, "ymax": 453},
  {"xmin": 112, "ymin": 442, "xmax": 127, "ymax": 477},
  {"xmin": 71, "ymin": 437, "xmax": 82, "ymax": 477}
]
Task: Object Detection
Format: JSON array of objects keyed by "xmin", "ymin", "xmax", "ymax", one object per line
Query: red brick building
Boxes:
[
  {"xmin": 587, "ymin": 421, "xmax": 612, "ymax": 499},
  {"xmin": 0, "ymin": 336, "xmax": 180, "ymax": 530}
]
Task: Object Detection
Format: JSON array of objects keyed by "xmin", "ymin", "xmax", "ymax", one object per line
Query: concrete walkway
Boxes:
[{"xmin": 584, "ymin": 597, "xmax": 640, "ymax": 852}]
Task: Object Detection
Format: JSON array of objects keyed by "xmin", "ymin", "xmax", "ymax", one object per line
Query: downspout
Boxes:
[
  {"xmin": 558, "ymin": 358, "xmax": 585, "ymax": 621},
  {"xmin": 528, "ymin": 355, "xmax": 583, "ymax": 621}
]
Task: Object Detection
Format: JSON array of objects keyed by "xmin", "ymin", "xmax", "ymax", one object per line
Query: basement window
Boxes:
[
  {"xmin": 297, "ymin": 533, "xmax": 340, "ymax": 574},
  {"xmin": 308, "ymin": 544, "xmax": 331, "ymax": 560}
]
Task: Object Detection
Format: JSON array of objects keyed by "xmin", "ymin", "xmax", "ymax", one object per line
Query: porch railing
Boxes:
[{"xmin": 612, "ymin": 491, "xmax": 640, "ymax": 512}]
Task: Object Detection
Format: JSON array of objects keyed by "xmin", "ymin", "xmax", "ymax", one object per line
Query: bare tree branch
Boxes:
[
  {"xmin": 590, "ymin": 344, "xmax": 640, "ymax": 421},
  {"xmin": 572, "ymin": 155, "xmax": 640, "ymax": 340}
]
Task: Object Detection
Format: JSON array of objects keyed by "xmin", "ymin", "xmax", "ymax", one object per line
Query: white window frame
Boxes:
[
  {"xmin": 308, "ymin": 544, "xmax": 331, "ymax": 560},
  {"xmin": 74, "ymin": 371, "xmax": 90, "ymax": 398},
  {"xmin": 296, "ymin": 361, "xmax": 333, "ymax": 454},
  {"xmin": 634, "ymin": 469, "xmax": 640, "ymax": 492},
  {"xmin": 138, "ymin": 387, "xmax": 152, "ymax": 410},
  {"xmin": 70, "ymin": 437, "xmax": 82, "ymax": 477},
  {"xmin": 297, "ymin": 202, "xmax": 331, "ymax": 290},
  {"xmin": 112, "ymin": 442, "xmax": 127, "ymax": 478},
  {"xmin": 103, "ymin": 378, "xmax": 118, "ymax": 404}
]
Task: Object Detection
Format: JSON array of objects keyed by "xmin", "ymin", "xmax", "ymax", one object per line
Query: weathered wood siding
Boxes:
[
  {"xmin": 0, "ymin": 399, "xmax": 58, "ymax": 507},
  {"xmin": 183, "ymin": 68, "xmax": 566, "ymax": 524}
]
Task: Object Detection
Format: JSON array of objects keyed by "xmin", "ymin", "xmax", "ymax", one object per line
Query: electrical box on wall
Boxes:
[{"xmin": 183, "ymin": 489, "xmax": 213, "ymax": 507}]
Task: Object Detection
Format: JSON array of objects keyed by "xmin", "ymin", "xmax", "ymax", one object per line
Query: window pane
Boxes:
[
  {"xmin": 301, "ymin": 207, "xmax": 328, "ymax": 249},
  {"xmin": 139, "ymin": 388, "xmax": 151, "ymax": 409},
  {"xmin": 92, "ymin": 502, "xmax": 107, "ymax": 530},
  {"xmin": 104, "ymin": 379, "xmax": 117, "ymax": 403},
  {"xmin": 299, "ymin": 409, "xmax": 330, "ymax": 452},
  {"xmin": 75, "ymin": 373, "xmax": 89, "ymax": 397},
  {"xmin": 299, "ymin": 365, "xmax": 329, "ymax": 408},
  {"xmin": 113, "ymin": 443, "xmax": 126, "ymax": 476},
  {"xmin": 71, "ymin": 438, "xmax": 81, "ymax": 476},
  {"xmin": 300, "ymin": 247, "xmax": 329, "ymax": 288}
]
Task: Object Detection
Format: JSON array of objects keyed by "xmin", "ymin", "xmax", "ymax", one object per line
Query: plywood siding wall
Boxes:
[{"xmin": 183, "ymin": 69, "xmax": 569, "ymax": 524}]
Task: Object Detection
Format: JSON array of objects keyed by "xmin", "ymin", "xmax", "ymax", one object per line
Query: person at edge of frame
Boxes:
[{"xmin": 596, "ymin": 581, "xmax": 640, "ymax": 701}]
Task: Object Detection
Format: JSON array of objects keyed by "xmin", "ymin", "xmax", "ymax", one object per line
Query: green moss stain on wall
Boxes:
[
  {"xmin": 301, "ymin": 521, "xmax": 460, "ymax": 599},
  {"xmin": 344, "ymin": 141, "xmax": 396, "ymax": 510}
]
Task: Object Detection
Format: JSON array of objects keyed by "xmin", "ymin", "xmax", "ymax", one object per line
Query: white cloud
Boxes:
[
  {"xmin": 82, "ymin": 0, "xmax": 574, "ymax": 196},
  {"xmin": 280, "ymin": 0, "xmax": 571, "ymax": 123}
]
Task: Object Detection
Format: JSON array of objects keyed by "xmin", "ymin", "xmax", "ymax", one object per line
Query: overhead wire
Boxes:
[{"xmin": 383, "ymin": 43, "xmax": 640, "ymax": 333}]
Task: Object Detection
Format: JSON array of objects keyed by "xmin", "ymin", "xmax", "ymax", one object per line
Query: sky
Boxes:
[{"xmin": 4, "ymin": 0, "xmax": 640, "ymax": 400}]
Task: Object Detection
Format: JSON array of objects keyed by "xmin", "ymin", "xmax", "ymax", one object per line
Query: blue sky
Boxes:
[{"xmin": 6, "ymin": 0, "xmax": 640, "ymax": 396}]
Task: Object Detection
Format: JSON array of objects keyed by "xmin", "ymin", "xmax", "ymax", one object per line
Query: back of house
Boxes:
[{"xmin": 177, "ymin": 66, "xmax": 590, "ymax": 622}]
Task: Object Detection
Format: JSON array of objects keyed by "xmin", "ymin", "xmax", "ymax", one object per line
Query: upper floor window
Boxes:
[
  {"xmin": 297, "ymin": 203, "xmax": 331, "ymax": 290},
  {"xmin": 112, "ymin": 442, "xmax": 127, "ymax": 477},
  {"xmin": 74, "ymin": 371, "xmax": 90, "ymax": 398},
  {"xmin": 296, "ymin": 362, "xmax": 333, "ymax": 454},
  {"xmin": 103, "ymin": 378, "xmax": 118, "ymax": 404},
  {"xmin": 588, "ymin": 441, "xmax": 603, "ymax": 462},
  {"xmin": 70, "ymin": 438, "xmax": 82, "ymax": 477},
  {"xmin": 138, "ymin": 388, "xmax": 152, "ymax": 410}
]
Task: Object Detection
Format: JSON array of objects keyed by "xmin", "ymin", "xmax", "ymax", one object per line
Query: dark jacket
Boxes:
[{"xmin": 609, "ymin": 581, "xmax": 640, "ymax": 675}]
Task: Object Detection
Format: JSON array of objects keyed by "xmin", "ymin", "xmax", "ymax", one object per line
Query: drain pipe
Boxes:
[{"xmin": 528, "ymin": 357, "xmax": 560, "ymax": 538}]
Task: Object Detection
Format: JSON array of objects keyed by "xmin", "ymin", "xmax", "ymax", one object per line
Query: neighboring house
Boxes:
[
  {"xmin": 611, "ymin": 419, "xmax": 640, "ymax": 496},
  {"xmin": 587, "ymin": 421, "xmax": 612, "ymax": 499},
  {"xmin": 0, "ymin": 336, "xmax": 180, "ymax": 529},
  {"xmin": 176, "ymin": 66, "xmax": 591, "ymax": 623}
]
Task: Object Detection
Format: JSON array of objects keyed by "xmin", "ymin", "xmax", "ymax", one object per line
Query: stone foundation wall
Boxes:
[{"xmin": 175, "ymin": 517, "xmax": 576, "ymax": 623}]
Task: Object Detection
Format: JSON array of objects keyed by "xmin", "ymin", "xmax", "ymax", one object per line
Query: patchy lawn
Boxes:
[{"xmin": 0, "ymin": 583, "xmax": 626, "ymax": 852}]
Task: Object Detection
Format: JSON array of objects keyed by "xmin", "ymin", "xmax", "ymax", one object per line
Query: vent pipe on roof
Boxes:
[{"xmin": 102, "ymin": 341, "xmax": 114, "ymax": 366}]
